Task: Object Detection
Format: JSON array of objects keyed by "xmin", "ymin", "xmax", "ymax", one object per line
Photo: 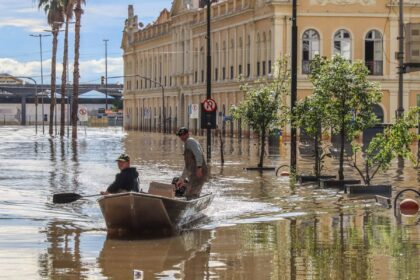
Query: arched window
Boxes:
[
  {"xmin": 230, "ymin": 39, "xmax": 234, "ymax": 79},
  {"xmin": 268, "ymin": 31, "xmax": 272, "ymax": 74},
  {"xmin": 214, "ymin": 43, "xmax": 219, "ymax": 81},
  {"xmin": 256, "ymin": 33, "xmax": 261, "ymax": 76},
  {"xmin": 246, "ymin": 35, "xmax": 251, "ymax": 77},
  {"xmin": 302, "ymin": 29, "xmax": 320, "ymax": 74},
  {"xmin": 365, "ymin": 30, "xmax": 383, "ymax": 75},
  {"xmin": 334, "ymin": 29, "xmax": 351, "ymax": 60},
  {"xmin": 222, "ymin": 41, "xmax": 226, "ymax": 80},
  {"xmin": 262, "ymin": 32, "xmax": 266, "ymax": 76},
  {"xmin": 238, "ymin": 37, "xmax": 243, "ymax": 76}
]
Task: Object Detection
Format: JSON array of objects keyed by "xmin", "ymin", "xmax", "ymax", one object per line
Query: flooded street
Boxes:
[{"xmin": 1, "ymin": 126, "xmax": 420, "ymax": 279}]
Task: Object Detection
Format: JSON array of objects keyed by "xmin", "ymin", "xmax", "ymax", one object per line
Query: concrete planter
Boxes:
[
  {"xmin": 345, "ymin": 184, "xmax": 392, "ymax": 197},
  {"xmin": 319, "ymin": 179, "xmax": 361, "ymax": 190},
  {"xmin": 245, "ymin": 167, "xmax": 276, "ymax": 171},
  {"xmin": 298, "ymin": 175, "xmax": 336, "ymax": 184}
]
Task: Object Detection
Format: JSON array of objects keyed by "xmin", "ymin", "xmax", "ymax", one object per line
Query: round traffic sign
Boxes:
[
  {"xmin": 78, "ymin": 108, "xmax": 87, "ymax": 116},
  {"xmin": 202, "ymin": 98, "xmax": 217, "ymax": 112}
]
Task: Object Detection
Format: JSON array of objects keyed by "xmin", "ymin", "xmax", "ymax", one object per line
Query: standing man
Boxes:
[
  {"xmin": 101, "ymin": 153, "xmax": 139, "ymax": 195},
  {"xmin": 175, "ymin": 127, "xmax": 208, "ymax": 200}
]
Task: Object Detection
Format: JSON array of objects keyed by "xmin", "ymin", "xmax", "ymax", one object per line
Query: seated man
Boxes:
[{"xmin": 100, "ymin": 153, "xmax": 139, "ymax": 195}]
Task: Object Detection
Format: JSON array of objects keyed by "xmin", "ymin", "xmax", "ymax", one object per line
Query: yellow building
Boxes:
[
  {"xmin": 0, "ymin": 74, "xmax": 24, "ymax": 85},
  {"xmin": 121, "ymin": 0, "xmax": 420, "ymax": 135}
]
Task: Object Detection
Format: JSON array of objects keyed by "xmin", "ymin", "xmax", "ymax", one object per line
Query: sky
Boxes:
[{"xmin": 0, "ymin": 0, "xmax": 172, "ymax": 84}]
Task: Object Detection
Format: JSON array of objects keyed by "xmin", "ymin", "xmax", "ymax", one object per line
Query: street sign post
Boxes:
[
  {"xmin": 77, "ymin": 107, "xmax": 88, "ymax": 122},
  {"xmin": 201, "ymin": 98, "xmax": 217, "ymax": 129}
]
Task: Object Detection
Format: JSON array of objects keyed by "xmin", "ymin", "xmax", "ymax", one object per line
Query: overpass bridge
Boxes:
[{"xmin": 0, "ymin": 83, "xmax": 123, "ymax": 125}]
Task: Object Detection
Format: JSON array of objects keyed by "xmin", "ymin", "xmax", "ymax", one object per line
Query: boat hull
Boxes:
[{"xmin": 98, "ymin": 192, "xmax": 214, "ymax": 236}]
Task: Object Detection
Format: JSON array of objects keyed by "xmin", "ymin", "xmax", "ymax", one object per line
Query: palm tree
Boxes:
[
  {"xmin": 38, "ymin": 0, "xmax": 64, "ymax": 136},
  {"xmin": 60, "ymin": 0, "xmax": 75, "ymax": 137},
  {"xmin": 72, "ymin": 0, "xmax": 86, "ymax": 139}
]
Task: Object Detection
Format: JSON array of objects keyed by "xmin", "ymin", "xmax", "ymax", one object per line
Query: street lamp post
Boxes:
[
  {"xmin": 30, "ymin": 33, "xmax": 51, "ymax": 134},
  {"xmin": 108, "ymin": 75, "xmax": 165, "ymax": 132},
  {"xmin": 206, "ymin": 0, "xmax": 213, "ymax": 163},
  {"xmin": 290, "ymin": 0, "xmax": 298, "ymax": 173},
  {"xmin": 397, "ymin": 0, "xmax": 405, "ymax": 118},
  {"xmin": 103, "ymin": 39, "xmax": 109, "ymax": 110}
]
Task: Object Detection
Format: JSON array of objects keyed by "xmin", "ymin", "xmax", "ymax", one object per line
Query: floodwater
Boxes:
[{"xmin": 0, "ymin": 126, "xmax": 420, "ymax": 279}]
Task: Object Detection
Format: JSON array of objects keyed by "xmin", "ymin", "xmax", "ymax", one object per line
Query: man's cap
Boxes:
[
  {"xmin": 176, "ymin": 127, "xmax": 189, "ymax": 136},
  {"xmin": 116, "ymin": 153, "xmax": 130, "ymax": 162}
]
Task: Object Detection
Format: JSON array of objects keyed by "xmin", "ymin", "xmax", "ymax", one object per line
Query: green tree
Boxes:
[
  {"xmin": 310, "ymin": 55, "xmax": 382, "ymax": 180},
  {"xmin": 37, "ymin": 0, "xmax": 64, "ymax": 136},
  {"xmin": 293, "ymin": 93, "xmax": 330, "ymax": 178},
  {"xmin": 71, "ymin": 0, "xmax": 86, "ymax": 139},
  {"xmin": 349, "ymin": 107, "xmax": 420, "ymax": 185},
  {"xmin": 59, "ymin": 0, "xmax": 76, "ymax": 137},
  {"xmin": 232, "ymin": 58, "xmax": 290, "ymax": 168}
]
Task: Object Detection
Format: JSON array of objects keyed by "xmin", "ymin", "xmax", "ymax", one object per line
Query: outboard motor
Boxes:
[{"xmin": 172, "ymin": 177, "xmax": 187, "ymax": 197}]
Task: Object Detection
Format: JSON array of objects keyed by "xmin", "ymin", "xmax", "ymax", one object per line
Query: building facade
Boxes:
[{"xmin": 121, "ymin": 0, "xmax": 420, "ymax": 135}]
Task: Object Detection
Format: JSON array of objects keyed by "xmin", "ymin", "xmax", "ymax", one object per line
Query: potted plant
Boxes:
[
  {"xmin": 346, "ymin": 107, "xmax": 420, "ymax": 196},
  {"xmin": 310, "ymin": 55, "xmax": 382, "ymax": 188}
]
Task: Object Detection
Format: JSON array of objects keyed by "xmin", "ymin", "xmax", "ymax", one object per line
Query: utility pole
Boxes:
[
  {"xmin": 397, "ymin": 0, "xmax": 405, "ymax": 118},
  {"xmin": 206, "ymin": 0, "xmax": 212, "ymax": 163},
  {"xmin": 30, "ymin": 33, "xmax": 50, "ymax": 134},
  {"xmin": 104, "ymin": 39, "xmax": 109, "ymax": 110},
  {"xmin": 290, "ymin": 0, "xmax": 298, "ymax": 172}
]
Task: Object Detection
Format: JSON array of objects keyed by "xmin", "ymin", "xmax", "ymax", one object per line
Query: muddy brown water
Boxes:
[{"xmin": 0, "ymin": 126, "xmax": 419, "ymax": 279}]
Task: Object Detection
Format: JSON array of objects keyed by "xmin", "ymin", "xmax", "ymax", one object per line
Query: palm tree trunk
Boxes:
[
  {"xmin": 72, "ymin": 1, "xmax": 82, "ymax": 139},
  {"xmin": 60, "ymin": 18, "xmax": 69, "ymax": 137},
  {"xmin": 49, "ymin": 29, "xmax": 59, "ymax": 136}
]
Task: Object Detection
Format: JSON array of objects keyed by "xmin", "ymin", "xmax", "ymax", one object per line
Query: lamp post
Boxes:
[
  {"xmin": 103, "ymin": 39, "xmax": 109, "ymax": 110},
  {"xmin": 397, "ymin": 0, "xmax": 404, "ymax": 118},
  {"xmin": 30, "ymin": 33, "xmax": 51, "ymax": 134},
  {"xmin": 290, "ymin": 0, "xmax": 298, "ymax": 173},
  {"xmin": 206, "ymin": 0, "xmax": 213, "ymax": 163},
  {"xmin": 108, "ymin": 75, "xmax": 166, "ymax": 133}
]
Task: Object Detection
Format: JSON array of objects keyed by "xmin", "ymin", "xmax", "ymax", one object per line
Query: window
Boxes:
[
  {"xmin": 230, "ymin": 66, "xmax": 234, "ymax": 79},
  {"xmin": 268, "ymin": 60, "xmax": 271, "ymax": 74},
  {"xmin": 334, "ymin": 29, "xmax": 351, "ymax": 60},
  {"xmin": 257, "ymin": 62, "xmax": 260, "ymax": 76},
  {"xmin": 195, "ymin": 71, "xmax": 198, "ymax": 83},
  {"xmin": 222, "ymin": 67, "xmax": 226, "ymax": 80},
  {"xmin": 247, "ymin": 63, "xmax": 250, "ymax": 77},
  {"xmin": 201, "ymin": 70, "xmax": 204, "ymax": 82},
  {"xmin": 239, "ymin": 64, "xmax": 242, "ymax": 75},
  {"xmin": 262, "ymin": 61, "xmax": 266, "ymax": 76},
  {"xmin": 365, "ymin": 30, "xmax": 383, "ymax": 75},
  {"xmin": 215, "ymin": 68, "xmax": 218, "ymax": 81},
  {"xmin": 302, "ymin": 29, "xmax": 320, "ymax": 74}
]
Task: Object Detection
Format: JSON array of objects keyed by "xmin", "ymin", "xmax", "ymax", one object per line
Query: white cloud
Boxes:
[
  {"xmin": 0, "ymin": 18, "xmax": 47, "ymax": 32},
  {"xmin": 0, "ymin": 57, "xmax": 123, "ymax": 84}
]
